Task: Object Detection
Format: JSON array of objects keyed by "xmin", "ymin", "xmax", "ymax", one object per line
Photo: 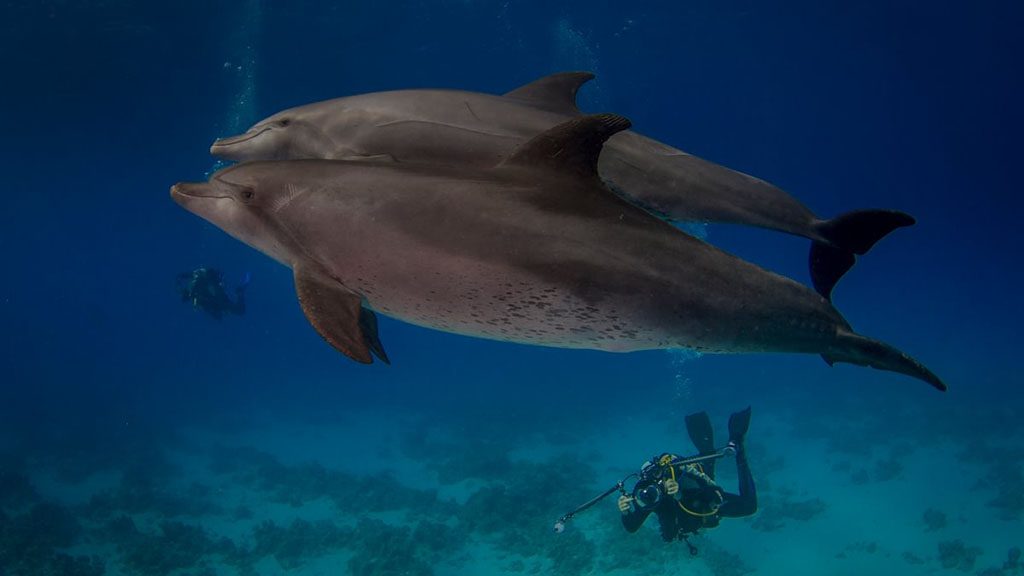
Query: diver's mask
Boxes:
[{"xmin": 639, "ymin": 454, "xmax": 673, "ymax": 482}]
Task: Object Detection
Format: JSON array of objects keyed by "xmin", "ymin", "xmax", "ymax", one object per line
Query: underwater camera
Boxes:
[
  {"xmin": 634, "ymin": 482, "xmax": 665, "ymax": 509},
  {"xmin": 634, "ymin": 454, "xmax": 676, "ymax": 509}
]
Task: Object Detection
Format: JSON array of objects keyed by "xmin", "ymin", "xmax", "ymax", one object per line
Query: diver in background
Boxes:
[
  {"xmin": 618, "ymin": 408, "xmax": 756, "ymax": 548},
  {"xmin": 177, "ymin": 267, "xmax": 250, "ymax": 319}
]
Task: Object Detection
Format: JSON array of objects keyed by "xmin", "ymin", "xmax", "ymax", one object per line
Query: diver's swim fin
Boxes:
[
  {"xmin": 685, "ymin": 411, "xmax": 716, "ymax": 478},
  {"xmin": 728, "ymin": 407, "xmax": 752, "ymax": 445}
]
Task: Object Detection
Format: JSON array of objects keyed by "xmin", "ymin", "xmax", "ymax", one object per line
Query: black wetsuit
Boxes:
[{"xmin": 622, "ymin": 446, "xmax": 757, "ymax": 542}]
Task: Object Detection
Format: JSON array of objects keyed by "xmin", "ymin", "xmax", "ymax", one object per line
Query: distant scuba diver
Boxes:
[
  {"xmin": 554, "ymin": 407, "xmax": 756, "ymax": 555},
  {"xmin": 618, "ymin": 408, "xmax": 756, "ymax": 552},
  {"xmin": 176, "ymin": 267, "xmax": 250, "ymax": 319}
]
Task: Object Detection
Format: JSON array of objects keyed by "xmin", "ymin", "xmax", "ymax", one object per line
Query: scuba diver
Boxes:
[
  {"xmin": 176, "ymin": 267, "xmax": 250, "ymax": 319},
  {"xmin": 552, "ymin": 407, "xmax": 755, "ymax": 555},
  {"xmin": 618, "ymin": 408, "xmax": 756, "ymax": 550}
]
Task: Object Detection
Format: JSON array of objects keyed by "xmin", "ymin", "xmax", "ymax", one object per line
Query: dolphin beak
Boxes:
[
  {"xmin": 210, "ymin": 136, "xmax": 240, "ymax": 157},
  {"xmin": 210, "ymin": 127, "xmax": 269, "ymax": 157},
  {"xmin": 171, "ymin": 182, "xmax": 204, "ymax": 198},
  {"xmin": 171, "ymin": 182, "xmax": 217, "ymax": 205},
  {"xmin": 211, "ymin": 134, "xmax": 244, "ymax": 149}
]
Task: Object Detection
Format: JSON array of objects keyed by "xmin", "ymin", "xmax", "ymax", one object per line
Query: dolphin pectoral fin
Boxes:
[
  {"xmin": 501, "ymin": 114, "xmax": 632, "ymax": 178},
  {"xmin": 358, "ymin": 307, "xmax": 390, "ymax": 364},
  {"xmin": 810, "ymin": 210, "xmax": 917, "ymax": 300},
  {"xmin": 294, "ymin": 266, "xmax": 377, "ymax": 364},
  {"xmin": 503, "ymin": 71, "xmax": 595, "ymax": 115},
  {"xmin": 825, "ymin": 330, "xmax": 946, "ymax": 391}
]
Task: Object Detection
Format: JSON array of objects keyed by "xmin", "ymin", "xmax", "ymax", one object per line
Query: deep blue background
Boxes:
[{"xmin": 1, "ymin": 1, "xmax": 1021, "ymax": 449}]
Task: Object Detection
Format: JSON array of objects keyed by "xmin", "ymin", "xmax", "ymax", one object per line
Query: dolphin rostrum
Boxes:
[
  {"xmin": 180, "ymin": 114, "xmax": 945, "ymax": 390},
  {"xmin": 210, "ymin": 72, "xmax": 915, "ymax": 301}
]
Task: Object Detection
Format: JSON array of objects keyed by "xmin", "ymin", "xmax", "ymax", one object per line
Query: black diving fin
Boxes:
[
  {"xmin": 685, "ymin": 411, "xmax": 716, "ymax": 478},
  {"xmin": 728, "ymin": 407, "xmax": 752, "ymax": 445}
]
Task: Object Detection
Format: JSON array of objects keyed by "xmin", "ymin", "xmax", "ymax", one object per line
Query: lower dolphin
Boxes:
[
  {"xmin": 180, "ymin": 114, "xmax": 945, "ymax": 391},
  {"xmin": 210, "ymin": 72, "xmax": 915, "ymax": 300}
]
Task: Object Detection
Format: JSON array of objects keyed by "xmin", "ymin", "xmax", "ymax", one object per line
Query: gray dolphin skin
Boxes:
[
  {"xmin": 180, "ymin": 114, "xmax": 944, "ymax": 390},
  {"xmin": 210, "ymin": 72, "xmax": 915, "ymax": 301}
]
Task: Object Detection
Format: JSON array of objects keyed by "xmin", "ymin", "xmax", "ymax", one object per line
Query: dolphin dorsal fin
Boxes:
[
  {"xmin": 501, "ymin": 113, "xmax": 631, "ymax": 178},
  {"xmin": 503, "ymin": 71, "xmax": 596, "ymax": 115}
]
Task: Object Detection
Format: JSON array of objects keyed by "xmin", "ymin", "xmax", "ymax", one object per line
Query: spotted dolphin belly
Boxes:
[{"xmin": 326, "ymin": 236, "xmax": 673, "ymax": 352}]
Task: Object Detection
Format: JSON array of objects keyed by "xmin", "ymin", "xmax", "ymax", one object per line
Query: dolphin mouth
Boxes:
[
  {"xmin": 170, "ymin": 182, "xmax": 231, "ymax": 203},
  {"xmin": 211, "ymin": 127, "xmax": 271, "ymax": 149}
]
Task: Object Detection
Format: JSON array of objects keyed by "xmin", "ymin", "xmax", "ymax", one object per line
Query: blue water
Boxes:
[{"xmin": 1, "ymin": 2, "xmax": 1022, "ymax": 575}]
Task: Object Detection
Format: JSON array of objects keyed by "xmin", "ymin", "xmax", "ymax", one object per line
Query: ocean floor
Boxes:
[{"xmin": 2, "ymin": 395, "xmax": 1021, "ymax": 576}]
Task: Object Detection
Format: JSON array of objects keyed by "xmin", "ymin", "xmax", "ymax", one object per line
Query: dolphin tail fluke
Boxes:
[
  {"xmin": 824, "ymin": 329, "xmax": 945, "ymax": 391},
  {"xmin": 810, "ymin": 210, "xmax": 916, "ymax": 300}
]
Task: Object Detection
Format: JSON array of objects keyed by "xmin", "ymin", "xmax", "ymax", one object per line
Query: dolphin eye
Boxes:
[
  {"xmin": 277, "ymin": 119, "xmax": 291, "ymax": 127},
  {"xmin": 241, "ymin": 188, "xmax": 255, "ymax": 201}
]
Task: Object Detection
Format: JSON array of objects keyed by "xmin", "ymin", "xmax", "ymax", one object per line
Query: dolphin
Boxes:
[
  {"xmin": 179, "ymin": 114, "xmax": 944, "ymax": 390},
  {"xmin": 210, "ymin": 72, "xmax": 915, "ymax": 301}
]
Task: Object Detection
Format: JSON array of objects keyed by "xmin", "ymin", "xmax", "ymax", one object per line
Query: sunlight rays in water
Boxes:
[{"xmin": 207, "ymin": 0, "xmax": 263, "ymax": 178}]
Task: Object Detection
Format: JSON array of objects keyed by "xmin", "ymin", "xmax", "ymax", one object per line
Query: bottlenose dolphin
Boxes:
[
  {"xmin": 210, "ymin": 72, "xmax": 915, "ymax": 301},
  {"xmin": 179, "ymin": 114, "xmax": 944, "ymax": 390}
]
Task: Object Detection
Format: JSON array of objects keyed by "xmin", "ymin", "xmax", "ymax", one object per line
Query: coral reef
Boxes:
[
  {"xmin": 1007, "ymin": 546, "xmax": 1022, "ymax": 570},
  {"xmin": 973, "ymin": 547, "xmax": 1024, "ymax": 576},
  {"xmin": 967, "ymin": 547, "xmax": 1024, "ymax": 576},
  {"xmin": 0, "ymin": 468, "xmax": 37, "ymax": 510},
  {"xmin": 455, "ymin": 452, "xmax": 602, "ymax": 576},
  {"xmin": 701, "ymin": 540, "xmax": 755, "ymax": 576},
  {"xmin": 118, "ymin": 520, "xmax": 234, "ymax": 576},
  {"xmin": 937, "ymin": 539, "xmax": 983, "ymax": 572},
  {"xmin": 873, "ymin": 457, "xmax": 904, "ymax": 482},
  {"xmin": 84, "ymin": 469, "xmax": 218, "ymax": 519},
  {"xmin": 541, "ymin": 529, "xmax": 597, "ymax": 576},
  {"xmin": 5, "ymin": 502, "xmax": 81, "ymax": 551},
  {"xmin": 850, "ymin": 469, "xmax": 870, "ymax": 485},
  {"xmin": 958, "ymin": 439, "xmax": 1024, "ymax": 521},
  {"xmin": 213, "ymin": 447, "xmax": 443, "ymax": 517},
  {"xmin": 410, "ymin": 520, "xmax": 462, "ymax": 565},
  {"xmin": 836, "ymin": 540, "xmax": 890, "ymax": 560},
  {"xmin": 0, "ymin": 502, "xmax": 99, "ymax": 575},
  {"xmin": 902, "ymin": 550, "xmax": 925, "ymax": 565},
  {"xmin": 984, "ymin": 462, "xmax": 1024, "ymax": 521},
  {"xmin": 10, "ymin": 406, "xmax": 996, "ymax": 576},
  {"xmin": 399, "ymin": 420, "xmax": 519, "ymax": 484},
  {"xmin": 248, "ymin": 518, "xmax": 349, "ymax": 570},
  {"xmin": 40, "ymin": 553, "xmax": 105, "ymax": 576},
  {"xmin": 922, "ymin": 507, "xmax": 947, "ymax": 531},
  {"xmin": 346, "ymin": 518, "xmax": 439, "ymax": 576},
  {"xmin": 751, "ymin": 493, "xmax": 827, "ymax": 532}
]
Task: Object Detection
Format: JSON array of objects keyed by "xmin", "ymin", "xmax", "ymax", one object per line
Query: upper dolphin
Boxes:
[
  {"xmin": 181, "ymin": 114, "xmax": 944, "ymax": 390},
  {"xmin": 210, "ymin": 72, "xmax": 915, "ymax": 301}
]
